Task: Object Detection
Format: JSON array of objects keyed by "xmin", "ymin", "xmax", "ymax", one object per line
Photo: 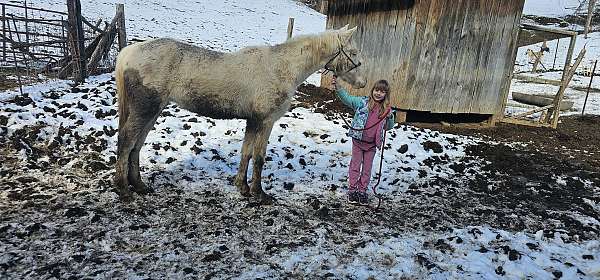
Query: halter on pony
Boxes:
[{"xmin": 322, "ymin": 45, "xmax": 362, "ymax": 76}]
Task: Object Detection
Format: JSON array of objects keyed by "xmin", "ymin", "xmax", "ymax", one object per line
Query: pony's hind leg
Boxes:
[
  {"xmin": 128, "ymin": 109, "xmax": 162, "ymax": 194},
  {"xmin": 115, "ymin": 123, "xmax": 138, "ymax": 200},
  {"xmin": 114, "ymin": 73, "xmax": 164, "ymax": 200},
  {"xmin": 234, "ymin": 120, "xmax": 258, "ymax": 197},
  {"xmin": 116, "ymin": 113, "xmax": 154, "ymax": 199},
  {"xmin": 249, "ymin": 120, "xmax": 275, "ymax": 203}
]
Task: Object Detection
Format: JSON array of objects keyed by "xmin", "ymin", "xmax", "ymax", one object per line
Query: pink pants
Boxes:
[{"xmin": 349, "ymin": 139, "xmax": 377, "ymax": 193}]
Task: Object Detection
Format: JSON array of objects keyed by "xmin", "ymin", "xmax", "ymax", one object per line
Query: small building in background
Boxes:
[{"xmin": 323, "ymin": 0, "xmax": 526, "ymax": 123}]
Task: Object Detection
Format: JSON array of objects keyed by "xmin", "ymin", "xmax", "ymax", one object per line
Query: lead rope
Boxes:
[{"xmin": 333, "ymin": 88, "xmax": 390, "ymax": 211}]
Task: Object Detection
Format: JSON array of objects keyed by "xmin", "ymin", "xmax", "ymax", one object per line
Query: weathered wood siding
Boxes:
[{"xmin": 326, "ymin": 0, "xmax": 524, "ymax": 115}]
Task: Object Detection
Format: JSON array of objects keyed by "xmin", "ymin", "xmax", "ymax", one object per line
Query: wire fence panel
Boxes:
[{"xmin": 1, "ymin": 1, "xmax": 119, "ymax": 89}]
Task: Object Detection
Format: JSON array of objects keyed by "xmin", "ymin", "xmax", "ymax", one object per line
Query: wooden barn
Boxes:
[{"xmin": 323, "ymin": 0, "xmax": 526, "ymax": 123}]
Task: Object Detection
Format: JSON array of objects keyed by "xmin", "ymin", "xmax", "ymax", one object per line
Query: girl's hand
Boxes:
[
  {"xmin": 387, "ymin": 107, "xmax": 396, "ymax": 118},
  {"xmin": 330, "ymin": 75, "xmax": 338, "ymax": 91}
]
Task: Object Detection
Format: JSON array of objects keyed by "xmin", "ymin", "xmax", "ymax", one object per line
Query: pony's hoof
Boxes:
[
  {"xmin": 240, "ymin": 189, "xmax": 251, "ymax": 197},
  {"xmin": 236, "ymin": 183, "xmax": 251, "ymax": 197},
  {"xmin": 253, "ymin": 191, "xmax": 275, "ymax": 205},
  {"xmin": 115, "ymin": 188, "xmax": 134, "ymax": 202},
  {"xmin": 133, "ymin": 187, "xmax": 154, "ymax": 195},
  {"xmin": 132, "ymin": 183, "xmax": 153, "ymax": 195}
]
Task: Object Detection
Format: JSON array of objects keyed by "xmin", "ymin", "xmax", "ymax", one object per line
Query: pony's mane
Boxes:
[
  {"xmin": 265, "ymin": 29, "xmax": 340, "ymax": 69},
  {"xmin": 284, "ymin": 29, "xmax": 339, "ymax": 50},
  {"xmin": 287, "ymin": 29, "xmax": 337, "ymax": 42},
  {"xmin": 235, "ymin": 30, "xmax": 338, "ymax": 56}
]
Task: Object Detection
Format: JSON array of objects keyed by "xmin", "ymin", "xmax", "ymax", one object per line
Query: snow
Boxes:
[
  {"xmin": 1, "ymin": 0, "xmax": 599, "ymax": 279},
  {"xmin": 523, "ymin": 0, "xmax": 586, "ymax": 18},
  {"xmin": 30, "ymin": 0, "xmax": 326, "ymax": 52}
]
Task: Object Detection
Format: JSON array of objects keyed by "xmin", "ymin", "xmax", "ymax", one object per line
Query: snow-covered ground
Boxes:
[
  {"xmin": 1, "ymin": 0, "xmax": 599, "ymax": 279},
  {"xmin": 1, "ymin": 74, "xmax": 598, "ymax": 279},
  {"xmin": 30, "ymin": 0, "xmax": 325, "ymax": 52},
  {"xmin": 524, "ymin": 0, "xmax": 589, "ymax": 18}
]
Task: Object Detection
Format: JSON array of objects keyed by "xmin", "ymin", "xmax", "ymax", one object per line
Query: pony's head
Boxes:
[{"xmin": 325, "ymin": 25, "xmax": 367, "ymax": 89}]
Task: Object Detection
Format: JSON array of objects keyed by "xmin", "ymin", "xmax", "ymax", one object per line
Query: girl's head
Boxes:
[
  {"xmin": 371, "ymin": 80, "xmax": 390, "ymax": 102},
  {"xmin": 368, "ymin": 80, "xmax": 391, "ymax": 118}
]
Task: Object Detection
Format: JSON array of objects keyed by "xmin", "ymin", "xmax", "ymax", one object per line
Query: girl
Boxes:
[{"xmin": 331, "ymin": 76, "xmax": 395, "ymax": 205}]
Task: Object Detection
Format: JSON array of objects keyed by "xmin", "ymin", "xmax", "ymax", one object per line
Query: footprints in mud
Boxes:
[{"xmin": 422, "ymin": 140, "xmax": 443, "ymax": 153}]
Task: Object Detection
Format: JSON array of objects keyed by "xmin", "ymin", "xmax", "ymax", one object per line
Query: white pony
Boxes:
[{"xmin": 114, "ymin": 26, "xmax": 367, "ymax": 202}]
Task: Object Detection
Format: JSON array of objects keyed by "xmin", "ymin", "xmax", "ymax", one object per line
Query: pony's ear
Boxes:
[
  {"xmin": 338, "ymin": 26, "xmax": 357, "ymax": 44},
  {"xmin": 348, "ymin": 26, "xmax": 358, "ymax": 35}
]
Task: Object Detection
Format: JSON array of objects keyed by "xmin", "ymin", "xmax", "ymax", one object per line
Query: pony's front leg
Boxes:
[
  {"xmin": 250, "ymin": 121, "xmax": 275, "ymax": 203},
  {"xmin": 234, "ymin": 120, "xmax": 258, "ymax": 196}
]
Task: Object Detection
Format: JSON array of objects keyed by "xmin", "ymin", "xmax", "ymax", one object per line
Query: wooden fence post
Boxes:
[
  {"xmin": 585, "ymin": 0, "xmax": 596, "ymax": 38},
  {"xmin": 320, "ymin": 1, "xmax": 329, "ymax": 14},
  {"xmin": 116, "ymin": 3, "xmax": 126, "ymax": 50},
  {"xmin": 552, "ymin": 38, "xmax": 559, "ymax": 69},
  {"xmin": 550, "ymin": 47, "xmax": 586, "ymax": 127},
  {"xmin": 67, "ymin": 0, "xmax": 86, "ymax": 83},
  {"xmin": 287, "ymin": 17, "xmax": 294, "ymax": 40},
  {"xmin": 550, "ymin": 34, "xmax": 578, "ymax": 121},
  {"xmin": 582, "ymin": 60, "xmax": 597, "ymax": 115},
  {"xmin": 61, "ymin": 17, "xmax": 67, "ymax": 56},
  {"xmin": 2, "ymin": 4, "xmax": 6, "ymax": 62},
  {"xmin": 24, "ymin": 0, "xmax": 29, "ymax": 45}
]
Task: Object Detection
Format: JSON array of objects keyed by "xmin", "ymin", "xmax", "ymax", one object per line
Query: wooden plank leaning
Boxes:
[
  {"xmin": 513, "ymin": 74, "xmax": 562, "ymax": 86},
  {"xmin": 87, "ymin": 15, "xmax": 118, "ymax": 74},
  {"xmin": 511, "ymin": 104, "xmax": 555, "ymax": 118},
  {"xmin": 501, "ymin": 117, "xmax": 553, "ymax": 127},
  {"xmin": 549, "ymin": 47, "xmax": 586, "ymax": 127},
  {"xmin": 511, "ymin": 47, "xmax": 585, "ymax": 123}
]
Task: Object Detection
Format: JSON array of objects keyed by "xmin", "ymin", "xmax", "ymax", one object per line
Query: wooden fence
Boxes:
[{"xmin": 0, "ymin": 0, "xmax": 126, "ymax": 88}]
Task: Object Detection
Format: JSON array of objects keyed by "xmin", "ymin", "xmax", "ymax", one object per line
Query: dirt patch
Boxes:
[
  {"xmin": 439, "ymin": 115, "xmax": 600, "ymax": 170},
  {"xmin": 0, "ymin": 77, "xmax": 20, "ymax": 92},
  {"xmin": 295, "ymin": 83, "xmax": 353, "ymax": 119},
  {"xmin": 434, "ymin": 116, "xmax": 600, "ymax": 239}
]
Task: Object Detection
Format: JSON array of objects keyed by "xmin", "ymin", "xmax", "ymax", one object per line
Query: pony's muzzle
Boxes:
[{"xmin": 355, "ymin": 78, "xmax": 367, "ymax": 89}]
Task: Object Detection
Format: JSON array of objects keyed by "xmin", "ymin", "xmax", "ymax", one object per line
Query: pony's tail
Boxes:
[{"xmin": 115, "ymin": 57, "xmax": 128, "ymax": 132}]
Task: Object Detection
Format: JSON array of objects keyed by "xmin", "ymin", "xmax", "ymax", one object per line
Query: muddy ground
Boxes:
[
  {"xmin": 297, "ymin": 83, "xmax": 600, "ymax": 240},
  {"xmin": 0, "ymin": 81, "xmax": 597, "ymax": 278}
]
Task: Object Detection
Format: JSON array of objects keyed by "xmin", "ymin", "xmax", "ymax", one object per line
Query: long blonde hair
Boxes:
[{"xmin": 368, "ymin": 80, "xmax": 391, "ymax": 118}]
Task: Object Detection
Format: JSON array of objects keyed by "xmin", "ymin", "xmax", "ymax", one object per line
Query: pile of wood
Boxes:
[{"xmin": 51, "ymin": 2, "xmax": 126, "ymax": 81}]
